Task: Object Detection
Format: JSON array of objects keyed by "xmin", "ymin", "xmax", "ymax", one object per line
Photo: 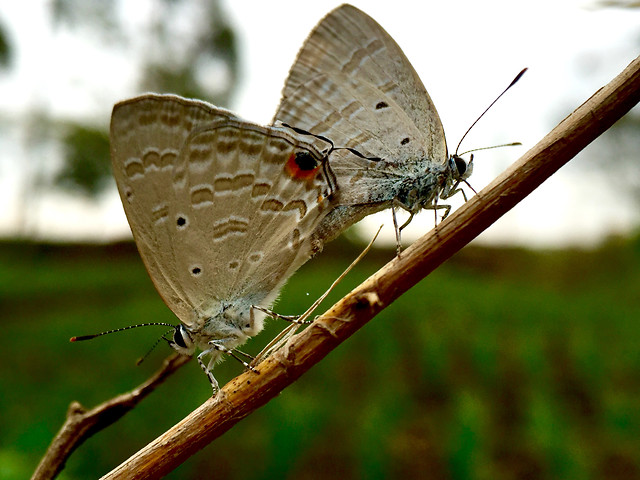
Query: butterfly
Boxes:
[
  {"xmin": 107, "ymin": 94, "xmax": 336, "ymax": 393},
  {"xmin": 274, "ymin": 4, "xmax": 523, "ymax": 250}
]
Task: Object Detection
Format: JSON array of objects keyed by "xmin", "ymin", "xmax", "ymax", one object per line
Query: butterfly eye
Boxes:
[
  {"xmin": 453, "ymin": 156, "xmax": 467, "ymax": 177},
  {"xmin": 173, "ymin": 326, "xmax": 189, "ymax": 349}
]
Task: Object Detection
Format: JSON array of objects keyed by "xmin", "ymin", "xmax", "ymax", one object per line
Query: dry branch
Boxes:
[
  {"xmin": 31, "ymin": 354, "xmax": 191, "ymax": 480},
  {"xmin": 99, "ymin": 55, "xmax": 640, "ymax": 480}
]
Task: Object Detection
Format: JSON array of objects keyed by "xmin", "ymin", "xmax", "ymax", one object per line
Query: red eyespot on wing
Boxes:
[{"xmin": 285, "ymin": 151, "xmax": 320, "ymax": 180}]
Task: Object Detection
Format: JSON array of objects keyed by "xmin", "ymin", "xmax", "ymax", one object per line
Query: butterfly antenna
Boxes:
[
  {"xmin": 454, "ymin": 67, "xmax": 527, "ymax": 156},
  {"xmin": 458, "ymin": 142, "xmax": 522, "ymax": 157},
  {"xmin": 136, "ymin": 329, "xmax": 175, "ymax": 366},
  {"xmin": 70, "ymin": 322, "xmax": 177, "ymax": 342},
  {"xmin": 282, "ymin": 123, "xmax": 381, "ymax": 161}
]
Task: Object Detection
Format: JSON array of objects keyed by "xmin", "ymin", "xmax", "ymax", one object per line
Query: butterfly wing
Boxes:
[
  {"xmin": 274, "ymin": 5, "xmax": 450, "ymax": 244},
  {"xmin": 111, "ymin": 95, "xmax": 239, "ymax": 326},
  {"xmin": 274, "ymin": 4, "xmax": 448, "ymax": 177},
  {"xmin": 111, "ymin": 95, "xmax": 333, "ymax": 331},
  {"xmin": 169, "ymin": 119, "xmax": 333, "ymax": 327}
]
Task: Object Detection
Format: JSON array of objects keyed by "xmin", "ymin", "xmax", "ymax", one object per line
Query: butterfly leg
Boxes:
[
  {"xmin": 434, "ymin": 183, "xmax": 466, "ymax": 222},
  {"xmin": 392, "ymin": 204, "xmax": 401, "ymax": 253},
  {"xmin": 252, "ymin": 305, "xmax": 311, "ymax": 325},
  {"xmin": 198, "ymin": 342, "xmax": 260, "ymax": 396},
  {"xmin": 427, "ymin": 203, "xmax": 452, "ymax": 222},
  {"xmin": 249, "ymin": 305, "xmax": 312, "ymax": 370},
  {"xmin": 441, "ymin": 179, "xmax": 476, "ymax": 204},
  {"xmin": 208, "ymin": 341, "xmax": 260, "ymax": 373},
  {"xmin": 441, "ymin": 187, "xmax": 468, "ymax": 203},
  {"xmin": 398, "ymin": 212, "xmax": 415, "ymax": 233},
  {"xmin": 233, "ymin": 348, "xmax": 255, "ymax": 361},
  {"xmin": 197, "ymin": 350, "xmax": 220, "ymax": 395},
  {"xmin": 439, "ymin": 204, "xmax": 453, "ymax": 221},
  {"xmin": 393, "ymin": 200, "xmax": 421, "ymax": 255},
  {"xmin": 392, "ymin": 203, "xmax": 414, "ymax": 255}
]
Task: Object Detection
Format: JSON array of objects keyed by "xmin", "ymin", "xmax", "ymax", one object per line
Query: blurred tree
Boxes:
[
  {"xmin": 581, "ymin": 113, "xmax": 640, "ymax": 209},
  {"xmin": 0, "ymin": 16, "xmax": 12, "ymax": 69},
  {"xmin": 14, "ymin": 110, "xmax": 56, "ymax": 237},
  {"xmin": 46, "ymin": 0, "xmax": 238, "ymax": 196},
  {"xmin": 139, "ymin": 0, "xmax": 239, "ymax": 105},
  {"xmin": 56, "ymin": 125, "xmax": 111, "ymax": 197},
  {"xmin": 549, "ymin": 0, "xmax": 640, "ymax": 218},
  {"xmin": 51, "ymin": 0, "xmax": 118, "ymax": 33}
]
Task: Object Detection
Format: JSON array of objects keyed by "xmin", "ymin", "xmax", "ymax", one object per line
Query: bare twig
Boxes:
[
  {"xmin": 99, "ymin": 55, "xmax": 640, "ymax": 480},
  {"xmin": 31, "ymin": 353, "xmax": 191, "ymax": 480}
]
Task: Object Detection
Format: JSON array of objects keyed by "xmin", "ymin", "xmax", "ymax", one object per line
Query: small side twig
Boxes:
[
  {"xmin": 31, "ymin": 353, "xmax": 191, "ymax": 480},
  {"xmin": 99, "ymin": 55, "xmax": 640, "ymax": 480}
]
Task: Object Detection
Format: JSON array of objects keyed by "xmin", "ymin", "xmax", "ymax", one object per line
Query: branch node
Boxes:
[
  {"xmin": 353, "ymin": 291, "xmax": 382, "ymax": 310},
  {"xmin": 67, "ymin": 401, "xmax": 86, "ymax": 417},
  {"xmin": 312, "ymin": 318, "xmax": 342, "ymax": 339}
]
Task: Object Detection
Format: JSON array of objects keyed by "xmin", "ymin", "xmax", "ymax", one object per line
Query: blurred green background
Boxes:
[{"xmin": 2, "ymin": 234, "xmax": 639, "ymax": 479}]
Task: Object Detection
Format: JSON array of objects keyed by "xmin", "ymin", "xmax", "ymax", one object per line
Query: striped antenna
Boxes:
[{"xmin": 70, "ymin": 322, "xmax": 178, "ymax": 342}]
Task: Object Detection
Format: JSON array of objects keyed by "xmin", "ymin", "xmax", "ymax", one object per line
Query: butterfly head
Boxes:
[
  {"xmin": 449, "ymin": 153, "xmax": 474, "ymax": 183},
  {"xmin": 168, "ymin": 324, "xmax": 197, "ymax": 356}
]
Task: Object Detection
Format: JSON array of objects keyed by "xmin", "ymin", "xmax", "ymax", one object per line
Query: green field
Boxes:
[{"xmin": 1, "ymin": 234, "xmax": 639, "ymax": 479}]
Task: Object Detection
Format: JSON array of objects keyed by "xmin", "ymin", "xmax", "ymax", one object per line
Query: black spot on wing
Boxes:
[{"xmin": 295, "ymin": 151, "xmax": 319, "ymax": 171}]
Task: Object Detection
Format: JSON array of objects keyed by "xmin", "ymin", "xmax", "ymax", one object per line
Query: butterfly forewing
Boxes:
[
  {"xmin": 111, "ymin": 95, "xmax": 240, "ymax": 324},
  {"xmin": 274, "ymin": 4, "xmax": 448, "ymax": 166},
  {"xmin": 272, "ymin": 5, "xmax": 459, "ymax": 248}
]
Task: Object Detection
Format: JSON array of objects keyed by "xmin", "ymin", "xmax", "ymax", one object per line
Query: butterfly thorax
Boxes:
[{"xmin": 395, "ymin": 161, "xmax": 450, "ymax": 213}]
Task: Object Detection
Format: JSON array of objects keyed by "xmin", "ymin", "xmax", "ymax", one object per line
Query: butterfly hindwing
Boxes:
[{"xmin": 169, "ymin": 120, "xmax": 333, "ymax": 324}]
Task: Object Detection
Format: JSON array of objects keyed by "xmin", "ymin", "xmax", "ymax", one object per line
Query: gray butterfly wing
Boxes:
[
  {"xmin": 274, "ymin": 4, "xmax": 447, "ymax": 173},
  {"xmin": 111, "ymin": 95, "xmax": 332, "ymax": 331},
  {"xmin": 111, "ymin": 95, "xmax": 239, "ymax": 326},
  {"xmin": 169, "ymin": 120, "xmax": 333, "ymax": 326},
  {"xmin": 274, "ymin": 5, "xmax": 448, "ymax": 239}
]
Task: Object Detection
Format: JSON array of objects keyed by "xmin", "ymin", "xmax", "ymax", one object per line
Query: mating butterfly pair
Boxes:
[{"xmin": 79, "ymin": 5, "xmax": 520, "ymax": 393}]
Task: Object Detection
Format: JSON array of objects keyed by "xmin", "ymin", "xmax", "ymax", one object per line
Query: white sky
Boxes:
[{"xmin": 1, "ymin": 0, "xmax": 639, "ymax": 247}]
